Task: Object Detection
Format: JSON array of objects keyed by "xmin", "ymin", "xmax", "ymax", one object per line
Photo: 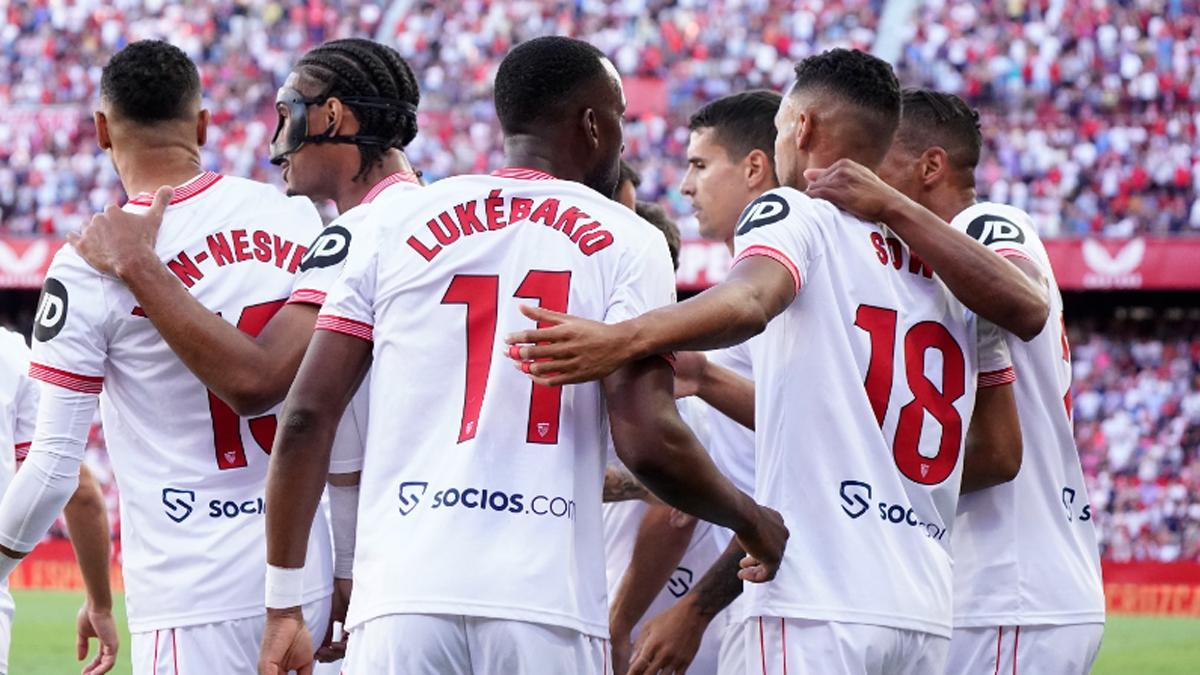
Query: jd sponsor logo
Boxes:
[
  {"xmin": 162, "ymin": 488, "xmax": 196, "ymax": 523},
  {"xmin": 837, "ymin": 479, "xmax": 947, "ymax": 540}
]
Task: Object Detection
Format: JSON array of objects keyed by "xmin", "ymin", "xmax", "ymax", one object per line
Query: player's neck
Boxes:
[
  {"xmin": 502, "ymin": 136, "xmax": 584, "ymax": 184},
  {"xmin": 115, "ymin": 147, "xmax": 204, "ymax": 201},
  {"xmin": 929, "ymin": 186, "xmax": 977, "ymax": 223},
  {"xmin": 335, "ymin": 152, "xmax": 417, "ymax": 214}
]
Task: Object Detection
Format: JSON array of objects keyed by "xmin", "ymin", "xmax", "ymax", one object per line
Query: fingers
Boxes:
[
  {"xmin": 504, "ymin": 340, "xmax": 576, "ymax": 362},
  {"xmin": 298, "ymin": 661, "xmax": 314, "ymax": 675},
  {"xmin": 517, "ymin": 303, "xmax": 568, "ymax": 326},
  {"xmin": 148, "ymin": 186, "xmax": 175, "ymax": 219},
  {"xmin": 76, "ymin": 631, "xmax": 88, "ymax": 661},
  {"xmin": 803, "ymin": 167, "xmax": 828, "ymax": 183}
]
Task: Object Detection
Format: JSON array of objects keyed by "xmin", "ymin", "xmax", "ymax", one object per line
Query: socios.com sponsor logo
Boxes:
[
  {"xmin": 397, "ymin": 481, "xmax": 575, "ymax": 521},
  {"xmin": 837, "ymin": 479, "xmax": 947, "ymax": 540},
  {"xmin": 162, "ymin": 487, "xmax": 265, "ymax": 523}
]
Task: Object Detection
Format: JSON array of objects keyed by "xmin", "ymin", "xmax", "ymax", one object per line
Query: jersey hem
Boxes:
[
  {"xmin": 952, "ymin": 610, "xmax": 1106, "ymax": 627},
  {"xmin": 345, "ymin": 599, "xmax": 608, "ymax": 639},
  {"xmin": 744, "ymin": 603, "xmax": 951, "ymax": 638},
  {"xmin": 28, "ymin": 362, "xmax": 103, "ymax": 394},
  {"xmin": 327, "ymin": 458, "xmax": 364, "ymax": 474},
  {"xmin": 978, "ymin": 366, "xmax": 1016, "ymax": 388},
  {"xmin": 287, "ymin": 289, "xmax": 327, "ymax": 307},
  {"xmin": 125, "ymin": 585, "xmax": 332, "ymax": 633}
]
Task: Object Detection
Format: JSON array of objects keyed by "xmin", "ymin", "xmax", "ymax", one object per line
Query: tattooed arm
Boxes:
[{"xmin": 602, "ymin": 464, "xmax": 662, "ymax": 504}]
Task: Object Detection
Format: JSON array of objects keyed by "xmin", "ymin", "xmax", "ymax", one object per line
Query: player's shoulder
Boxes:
[
  {"xmin": 736, "ymin": 186, "xmax": 852, "ymax": 239},
  {"xmin": 220, "ymin": 175, "xmax": 323, "ymax": 227},
  {"xmin": 951, "ymin": 201, "xmax": 1040, "ymax": 247},
  {"xmin": 45, "ymin": 242, "xmax": 103, "ymax": 283}
]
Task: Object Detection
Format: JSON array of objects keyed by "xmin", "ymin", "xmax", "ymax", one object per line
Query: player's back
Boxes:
[
  {"xmin": 31, "ymin": 172, "xmax": 332, "ymax": 632},
  {"xmin": 734, "ymin": 187, "xmax": 1002, "ymax": 637},
  {"xmin": 950, "ymin": 202, "xmax": 1105, "ymax": 627},
  {"xmin": 322, "ymin": 168, "xmax": 675, "ymax": 638}
]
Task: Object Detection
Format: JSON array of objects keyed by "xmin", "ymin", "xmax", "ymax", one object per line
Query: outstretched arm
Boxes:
[
  {"xmin": 674, "ymin": 352, "xmax": 756, "ymax": 430},
  {"xmin": 805, "ymin": 160, "xmax": 1048, "ymax": 341},
  {"xmin": 604, "ymin": 357, "xmax": 787, "ymax": 582},
  {"xmin": 506, "ymin": 257, "xmax": 794, "ymax": 386},
  {"xmin": 71, "ymin": 187, "xmax": 320, "ymax": 415}
]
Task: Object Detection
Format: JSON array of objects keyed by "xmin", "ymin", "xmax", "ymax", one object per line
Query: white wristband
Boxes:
[
  {"xmin": 0, "ymin": 551, "xmax": 22, "ymax": 580},
  {"xmin": 265, "ymin": 564, "xmax": 305, "ymax": 609}
]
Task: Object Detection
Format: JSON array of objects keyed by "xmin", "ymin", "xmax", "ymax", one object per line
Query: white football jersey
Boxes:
[
  {"xmin": 29, "ymin": 173, "xmax": 333, "ymax": 632},
  {"xmin": 949, "ymin": 202, "xmax": 1105, "ymax": 626},
  {"xmin": 732, "ymin": 187, "xmax": 1012, "ymax": 637},
  {"xmin": 288, "ymin": 171, "xmax": 422, "ymax": 474},
  {"xmin": 699, "ymin": 341, "xmax": 756, "ymax": 553},
  {"xmin": 0, "ymin": 329, "xmax": 36, "ymax": 492},
  {"xmin": 319, "ymin": 168, "xmax": 676, "ymax": 638}
]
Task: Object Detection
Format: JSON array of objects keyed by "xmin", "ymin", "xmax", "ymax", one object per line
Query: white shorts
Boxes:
[
  {"xmin": 945, "ymin": 623, "xmax": 1103, "ymax": 675},
  {"xmin": 744, "ymin": 617, "xmax": 949, "ymax": 675},
  {"xmin": 715, "ymin": 596, "xmax": 746, "ymax": 674},
  {"xmin": 0, "ymin": 578, "xmax": 12, "ymax": 675},
  {"xmin": 131, "ymin": 595, "xmax": 331, "ymax": 674},
  {"xmin": 342, "ymin": 614, "xmax": 611, "ymax": 674}
]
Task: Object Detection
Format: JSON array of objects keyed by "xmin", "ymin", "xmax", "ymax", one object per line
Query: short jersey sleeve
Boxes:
[
  {"xmin": 731, "ymin": 189, "xmax": 824, "ymax": 295},
  {"xmin": 603, "ymin": 229, "xmax": 677, "ymax": 324},
  {"xmin": 955, "ymin": 204, "xmax": 1044, "ymax": 272},
  {"xmin": 976, "ymin": 318, "xmax": 1016, "ymax": 388},
  {"xmin": 289, "ymin": 221, "xmax": 355, "ymax": 308},
  {"xmin": 316, "ymin": 218, "xmax": 378, "ymax": 342},
  {"xmin": 28, "ymin": 249, "xmax": 111, "ymax": 394}
]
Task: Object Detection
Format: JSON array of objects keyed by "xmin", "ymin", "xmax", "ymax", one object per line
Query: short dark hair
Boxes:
[
  {"xmin": 688, "ymin": 90, "xmax": 782, "ymax": 165},
  {"xmin": 494, "ymin": 36, "xmax": 609, "ymax": 134},
  {"xmin": 296, "ymin": 38, "xmax": 421, "ymax": 178},
  {"xmin": 100, "ymin": 40, "xmax": 201, "ymax": 124},
  {"xmin": 897, "ymin": 88, "xmax": 982, "ymax": 179},
  {"xmin": 790, "ymin": 48, "xmax": 901, "ymax": 162},
  {"xmin": 635, "ymin": 201, "xmax": 681, "ymax": 270},
  {"xmin": 619, "ymin": 159, "xmax": 642, "ymax": 189}
]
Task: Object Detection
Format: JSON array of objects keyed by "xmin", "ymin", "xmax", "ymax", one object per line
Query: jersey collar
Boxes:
[
  {"xmin": 127, "ymin": 171, "xmax": 223, "ymax": 207},
  {"xmin": 361, "ymin": 170, "xmax": 422, "ymax": 205},
  {"xmin": 490, "ymin": 167, "xmax": 557, "ymax": 181}
]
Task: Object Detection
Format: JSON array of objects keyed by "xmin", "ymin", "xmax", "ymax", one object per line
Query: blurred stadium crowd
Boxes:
[
  {"xmin": 3, "ymin": 0, "xmax": 1199, "ymax": 562},
  {"xmin": 2, "ymin": 0, "xmax": 1199, "ymax": 237}
]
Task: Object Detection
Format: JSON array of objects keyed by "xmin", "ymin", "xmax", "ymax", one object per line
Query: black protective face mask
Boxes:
[{"xmin": 268, "ymin": 86, "xmax": 418, "ymax": 165}]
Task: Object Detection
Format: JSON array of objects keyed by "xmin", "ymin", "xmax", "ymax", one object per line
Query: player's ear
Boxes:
[
  {"xmin": 582, "ymin": 107, "xmax": 601, "ymax": 150},
  {"xmin": 326, "ymin": 97, "xmax": 352, "ymax": 135},
  {"xmin": 920, "ymin": 147, "xmax": 948, "ymax": 188},
  {"xmin": 196, "ymin": 109, "xmax": 210, "ymax": 148},
  {"xmin": 794, "ymin": 109, "xmax": 813, "ymax": 152},
  {"xmin": 94, "ymin": 111, "xmax": 111, "ymax": 151},
  {"xmin": 744, "ymin": 148, "xmax": 772, "ymax": 190}
]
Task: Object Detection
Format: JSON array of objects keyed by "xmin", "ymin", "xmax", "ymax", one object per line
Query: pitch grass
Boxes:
[{"xmin": 10, "ymin": 590, "xmax": 1200, "ymax": 673}]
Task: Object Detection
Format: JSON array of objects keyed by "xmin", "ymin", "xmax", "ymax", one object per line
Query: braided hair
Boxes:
[{"xmin": 295, "ymin": 38, "xmax": 420, "ymax": 178}]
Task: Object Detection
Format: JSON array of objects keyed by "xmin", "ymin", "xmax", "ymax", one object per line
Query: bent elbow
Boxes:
[
  {"xmin": 995, "ymin": 444, "xmax": 1023, "ymax": 484},
  {"xmin": 1014, "ymin": 296, "xmax": 1050, "ymax": 343}
]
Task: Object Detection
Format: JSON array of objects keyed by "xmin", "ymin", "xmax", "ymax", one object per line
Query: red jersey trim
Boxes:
[
  {"xmin": 490, "ymin": 167, "xmax": 556, "ymax": 181},
  {"xmin": 995, "ymin": 247, "xmax": 1035, "ymax": 263},
  {"xmin": 128, "ymin": 172, "xmax": 223, "ymax": 206},
  {"xmin": 978, "ymin": 366, "xmax": 1016, "ymax": 388},
  {"xmin": 287, "ymin": 288, "xmax": 328, "ymax": 307},
  {"xmin": 29, "ymin": 362, "xmax": 103, "ymax": 394},
  {"xmin": 361, "ymin": 171, "xmax": 421, "ymax": 205},
  {"xmin": 14, "ymin": 442, "xmax": 31, "ymax": 462},
  {"xmin": 315, "ymin": 315, "xmax": 373, "ymax": 342},
  {"xmin": 732, "ymin": 245, "xmax": 802, "ymax": 295}
]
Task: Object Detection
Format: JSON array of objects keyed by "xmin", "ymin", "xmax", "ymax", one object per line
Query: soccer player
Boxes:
[
  {"xmin": 861, "ymin": 89, "xmax": 1104, "ymax": 674},
  {"xmin": 0, "ymin": 41, "xmax": 335, "ymax": 673},
  {"xmin": 0, "ymin": 327, "xmax": 117, "ymax": 675},
  {"xmin": 66, "ymin": 37, "xmax": 425, "ymax": 665},
  {"xmin": 505, "ymin": 49, "xmax": 1046, "ymax": 672},
  {"xmin": 610, "ymin": 90, "xmax": 782, "ymax": 675},
  {"xmin": 259, "ymin": 36, "xmax": 787, "ymax": 675}
]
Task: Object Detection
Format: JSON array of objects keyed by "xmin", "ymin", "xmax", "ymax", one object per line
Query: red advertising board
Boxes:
[{"xmin": 675, "ymin": 237, "xmax": 1200, "ymax": 292}]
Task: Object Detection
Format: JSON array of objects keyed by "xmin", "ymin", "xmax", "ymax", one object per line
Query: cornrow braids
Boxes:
[{"xmin": 295, "ymin": 38, "xmax": 420, "ymax": 178}]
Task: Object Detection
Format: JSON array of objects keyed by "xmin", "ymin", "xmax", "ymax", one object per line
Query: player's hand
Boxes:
[
  {"xmin": 504, "ymin": 305, "xmax": 637, "ymax": 386},
  {"xmin": 315, "ymin": 578, "xmax": 352, "ymax": 662},
  {"xmin": 68, "ymin": 185, "xmax": 172, "ymax": 279},
  {"xmin": 259, "ymin": 607, "xmax": 315, "ymax": 675},
  {"xmin": 75, "ymin": 600, "xmax": 118, "ymax": 675},
  {"xmin": 671, "ymin": 351, "xmax": 708, "ymax": 399},
  {"xmin": 735, "ymin": 506, "xmax": 788, "ymax": 583},
  {"xmin": 803, "ymin": 158, "xmax": 904, "ymax": 223},
  {"xmin": 628, "ymin": 599, "xmax": 708, "ymax": 675}
]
